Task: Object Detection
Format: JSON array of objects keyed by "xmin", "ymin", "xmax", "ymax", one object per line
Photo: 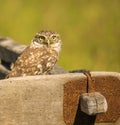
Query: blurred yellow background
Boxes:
[{"xmin": 0, "ymin": 0, "xmax": 120, "ymax": 72}]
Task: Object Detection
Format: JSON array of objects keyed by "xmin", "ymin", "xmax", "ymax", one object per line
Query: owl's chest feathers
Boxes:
[
  {"xmin": 29, "ymin": 46, "xmax": 59, "ymax": 58},
  {"xmin": 13, "ymin": 46, "xmax": 58, "ymax": 75}
]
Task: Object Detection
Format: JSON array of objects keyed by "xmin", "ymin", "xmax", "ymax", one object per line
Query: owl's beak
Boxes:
[{"xmin": 47, "ymin": 40, "xmax": 50, "ymax": 47}]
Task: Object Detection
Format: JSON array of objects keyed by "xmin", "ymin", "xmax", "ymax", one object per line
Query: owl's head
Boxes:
[{"xmin": 31, "ymin": 30, "xmax": 61, "ymax": 53}]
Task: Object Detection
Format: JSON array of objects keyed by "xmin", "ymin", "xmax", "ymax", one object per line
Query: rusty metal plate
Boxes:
[{"xmin": 64, "ymin": 74, "xmax": 120, "ymax": 124}]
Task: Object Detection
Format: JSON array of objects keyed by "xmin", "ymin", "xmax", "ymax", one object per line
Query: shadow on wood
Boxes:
[{"xmin": 74, "ymin": 98, "xmax": 96, "ymax": 125}]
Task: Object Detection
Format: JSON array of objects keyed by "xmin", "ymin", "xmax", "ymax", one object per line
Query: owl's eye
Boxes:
[
  {"xmin": 39, "ymin": 36, "xmax": 45, "ymax": 42},
  {"xmin": 51, "ymin": 35, "xmax": 57, "ymax": 42}
]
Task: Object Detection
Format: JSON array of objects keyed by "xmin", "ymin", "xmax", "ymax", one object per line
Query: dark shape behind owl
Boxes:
[{"xmin": 7, "ymin": 30, "xmax": 62, "ymax": 78}]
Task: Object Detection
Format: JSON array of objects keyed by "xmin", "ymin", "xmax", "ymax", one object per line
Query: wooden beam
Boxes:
[
  {"xmin": 0, "ymin": 64, "xmax": 10, "ymax": 79},
  {"xmin": 0, "ymin": 37, "xmax": 26, "ymax": 63}
]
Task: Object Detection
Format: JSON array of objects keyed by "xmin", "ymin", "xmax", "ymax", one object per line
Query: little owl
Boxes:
[{"xmin": 7, "ymin": 30, "xmax": 61, "ymax": 78}]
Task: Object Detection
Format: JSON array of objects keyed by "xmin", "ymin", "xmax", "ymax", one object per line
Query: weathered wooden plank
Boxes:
[
  {"xmin": 0, "ymin": 64, "xmax": 10, "ymax": 79},
  {"xmin": 0, "ymin": 37, "xmax": 26, "ymax": 62},
  {"xmin": 0, "ymin": 72, "xmax": 119, "ymax": 125},
  {"xmin": 0, "ymin": 37, "xmax": 26, "ymax": 78},
  {"xmin": 0, "ymin": 64, "xmax": 10, "ymax": 74},
  {"xmin": 80, "ymin": 92, "xmax": 108, "ymax": 115}
]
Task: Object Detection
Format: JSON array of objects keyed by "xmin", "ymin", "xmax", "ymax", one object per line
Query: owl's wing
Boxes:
[{"xmin": 8, "ymin": 46, "xmax": 39, "ymax": 77}]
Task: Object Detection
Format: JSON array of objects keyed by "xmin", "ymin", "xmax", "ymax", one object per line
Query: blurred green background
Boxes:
[{"xmin": 0, "ymin": 0, "xmax": 120, "ymax": 72}]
